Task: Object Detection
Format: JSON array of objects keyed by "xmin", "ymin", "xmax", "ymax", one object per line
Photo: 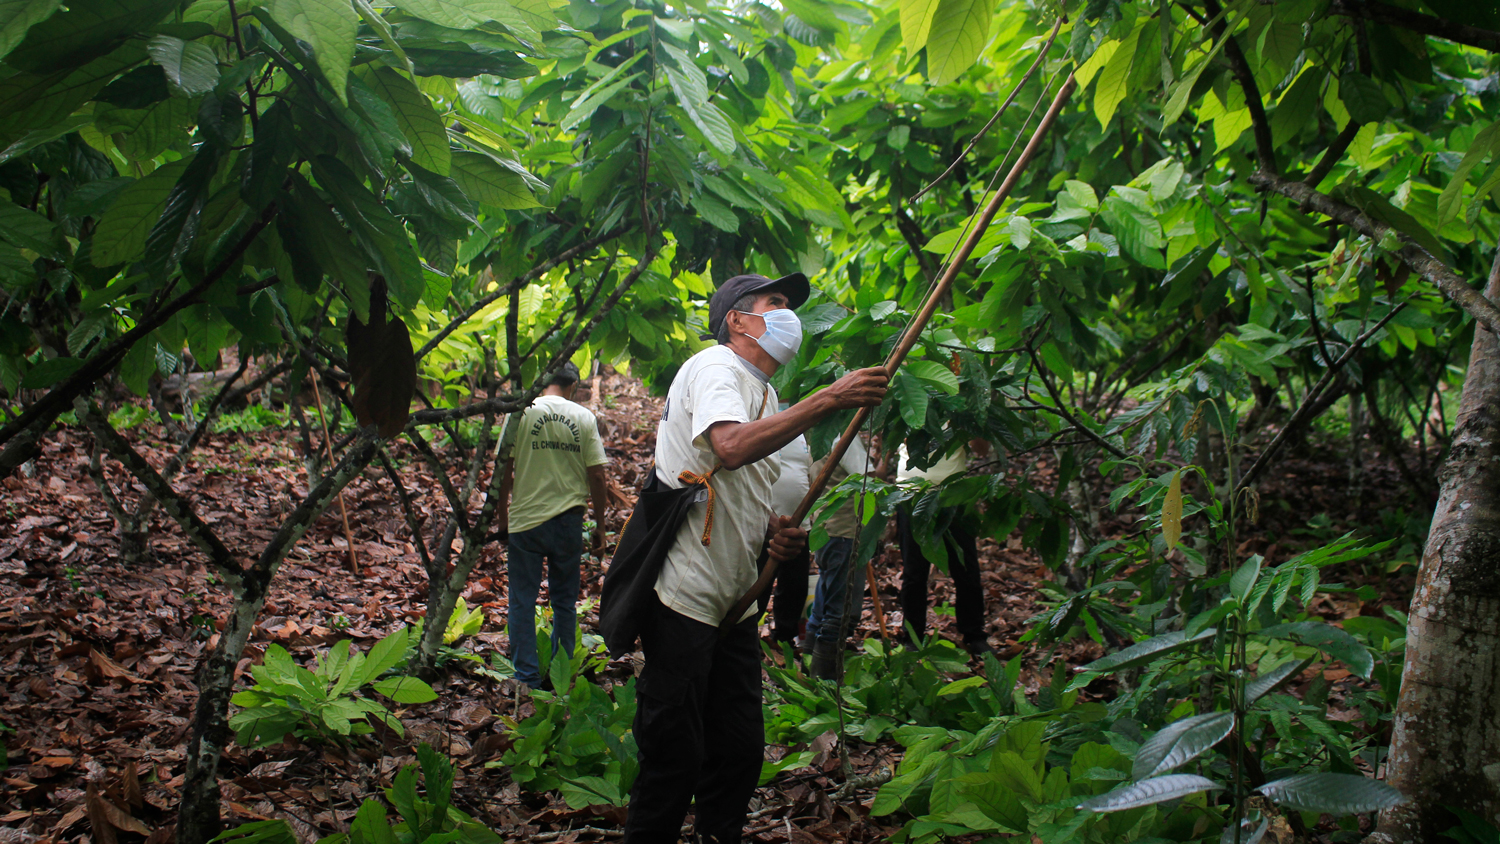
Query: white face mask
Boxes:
[{"xmin": 734, "ymin": 308, "xmax": 803, "ymax": 365}]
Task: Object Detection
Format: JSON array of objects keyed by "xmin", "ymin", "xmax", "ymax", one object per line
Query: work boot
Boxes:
[
  {"xmin": 964, "ymin": 636, "xmax": 996, "ymax": 657},
  {"xmin": 810, "ymin": 638, "xmax": 841, "ymax": 681}
]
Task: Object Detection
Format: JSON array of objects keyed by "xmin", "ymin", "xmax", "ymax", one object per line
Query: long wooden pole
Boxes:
[{"xmin": 720, "ymin": 74, "xmax": 1078, "ymax": 631}]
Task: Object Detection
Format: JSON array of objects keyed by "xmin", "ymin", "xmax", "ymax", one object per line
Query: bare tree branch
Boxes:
[{"xmin": 1203, "ymin": 0, "xmax": 1277, "ymax": 174}]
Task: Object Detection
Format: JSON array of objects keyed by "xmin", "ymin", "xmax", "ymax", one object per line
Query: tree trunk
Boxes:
[{"xmin": 1374, "ymin": 252, "xmax": 1500, "ymax": 841}]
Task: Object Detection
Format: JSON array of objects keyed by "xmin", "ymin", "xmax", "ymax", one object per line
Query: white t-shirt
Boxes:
[
  {"xmin": 502, "ymin": 395, "xmax": 607, "ymax": 534},
  {"xmin": 653, "ymin": 345, "xmax": 780, "ymax": 626},
  {"xmin": 810, "ymin": 437, "xmax": 871, "ymax": 539},
  {"xmin": 897, "ymin": 442, "xmax": 968, "ymax": 484},
  {"xmin": 769, "ymin": 434, "xmax": 812, "ymax": 525}
]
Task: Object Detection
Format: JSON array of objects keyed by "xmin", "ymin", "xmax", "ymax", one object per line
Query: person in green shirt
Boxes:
[{"xmin": 497, "ymin": 363, "xmax": 609, "ymax": 690}]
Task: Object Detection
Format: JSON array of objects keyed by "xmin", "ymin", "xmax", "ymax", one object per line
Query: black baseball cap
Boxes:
[{"xmin": 706, "ymin": 272, "xmax": 810, "ymax": 339}]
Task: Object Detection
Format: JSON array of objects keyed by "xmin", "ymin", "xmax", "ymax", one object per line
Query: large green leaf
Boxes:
[
  {"xmin": 1438, "ymin": 122, "xmax": 1500, "ymax": 229},
  {"xmin": 900, "ymin": 0, "xmax": 940, "ymax": 52},
  {"xmin": 390, "ymin": 0, "xmax": 552, "ymax": 35},
  {"xmin": 0, "ymin": 0, "xmax": 62, "ymax": 63},
  {"xmin": 145, "ymin": 34, "xmax": 220, "ymax": 96},
  {"xmin": 1339, "ymin": 72, "xmax": 1389, "ymax": 125},
  {"xmin": 1080, "ymin": 627, "xmax": 1217, "ymax": 674},
  {"xmin": 1256, "ymin": 773, "xmax": 1405, "ymax": 814},
  {"xmin": 1100, "ymin": 195, "xmax": 1165, "ymax": 267},
  {"xmin": 0, "ymin": 48, "xmax": 143, "ymax": 146},
  {"xmin": 924, "ymin": 0, "xmax": 992, "ymax": 86},
  {"xmin": 1132, "ymin": 711, "xmax": 1234, "ymax": 779},
  {"xmin": 280, "ymin": 174, "xmax": 374, "ymax": 319},
  {"xmin": 19, "ymin": 356, "xmax": 83, "ymax": 389},
  {"xmin": 1092, "ymin": 22, "xmax": 1142, "ymax": 129},
  {"xmin": 1255, "ymin": 621, "xmax": 1374, "ymax": 679},
  {"xmin": 893, "ymin": 369, "xmax": 930, "ymax": 428},
  {"xmin": 449, "ymin": 151, "xmax": 541, "ymax": 209},
  {"xmin": 312, "ymin": 155, "xmax": 424, "ymax": 307},
  {"xmin": 373, "ymin": 676, "xmax": 438, "ymax": 704},
  {"xmin": 907, "ymin": 360, "xmax": 960, "ymax": 394},
  {"xmin": 661, "ymin": 43, "xmax": 736, "ymax": 155},
  {"xmin": 268, "ymin": 0, "xmax": 358, "ymax": 103},
  {"xmin": 360, "ymin": 66, "xmax": 450, "ymax": 175},
  {"xmin": 1245, "ymin": 656, "xmax": 1314, "ymax": 704},
  {"xmin": 6, "ymin": 0, "xmax": 175, "ymax": 74},
  {"xmin": 0, "ymin": 201, "xmax": 57, "ymax": 255},
  {"xmin": 1076, "ymin": 774, "xmax": 1222, "ymax": 813},
  {"xmin": 91, "ymin": 159, "xmax": 188, "ymax": 266}
]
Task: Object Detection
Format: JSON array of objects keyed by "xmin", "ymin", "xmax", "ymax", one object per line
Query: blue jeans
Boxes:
[
  {"xmin": 807, "ymin": 536, "xmax": 861, "ymax": 645},
  {"xmin": 507, "ymin": 509, "xmax": 583, "ymax": 686}
]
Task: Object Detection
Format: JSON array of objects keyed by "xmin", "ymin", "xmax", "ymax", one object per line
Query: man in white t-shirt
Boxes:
[
  {"xmin": 497, "ymin": 362, "xmax": 608, "ymax": 690},
  {"xmin": 624, "ymin": 273, "xmax": 887, "ymax": 844}
]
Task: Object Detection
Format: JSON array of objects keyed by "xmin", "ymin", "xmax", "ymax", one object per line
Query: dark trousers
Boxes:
[
  {"xmin": 769, "ymin": 548, "xmax": 811, "ymax": 643},
  {"xmin": 624, "ymin": 597, "xmax": 763, "ymax": 844},
  {"xmin": 897, "ymin": 506, "xmax": 985, "ymax": 642}
]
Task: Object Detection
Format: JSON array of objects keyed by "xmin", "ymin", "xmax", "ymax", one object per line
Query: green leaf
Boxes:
[
  {"xmin": 1271, "ymin": 68, "xmax": 1323, "ymax": 148},
  {"xmin": 360, "ymin": 66, "xmax": 449, "ymax": 175},
  {"xmin": 280, "ymin": 173, "xmax": 372, "ymax": 319},
  {"xmin": 1230, "ymin": 555, "xmax": 1262, "ymax": 605},
  {"xmin": 1076, "ymin": 774, "xmax": 1222, "ymax": 813},
  {"xmin": 1255, "ymin": 621, "xmax": 1374, "ymax": 679},
  {"xmin": 0, "ymin": 201, "xmax": 57, "ymax": 255},
  {"xmin": 1246, "ymin": 656, "xmax": 1314, "ymax": 704},
  {"xmin": 1438, "ymin": 122, "xmax": 1500, "ymax": 229},
  {"xmin": 349, "ymin": 799, "xmax": 397, "ymax": 844},
  {"xmin": 1093, "ymin": 23, "xmax": 1142, "ymax": 129},
  {"xmin": 1256, "ymin": 773, "xmax": 1406, "ymax": 814},
  {"xmin": 924, "ymin": 0, "xmax": 991, "ymax": 86},
  {"xmin": 1100, "ymin": 195, "xmax": 1164, "ymax": 267},
  {"xmin": 146, "ymin": 34, "xmax": 220, "ymax": 96},
  {"xmin": 6, "ymin": 0, "xmax": 175, "ymax": 74},
  {"xmin": 92, "ymin": 160, "xmax": 188, "ymax": 267},
  {"xmin": 312, "ymin": 155, "xmax": 424, "ymax": 307},
  {"xmin": 450, "ymin": 151, "xmax": 541, "ymax": 209},
  {"xmin": 1131, "ymin": 711, "xmax": 1234, "ymax": 779},
  {"xmin": 389, "ymin": 0, "xmax": 550, "ymax": 34},
  {"xmin": 893, "ymin": 369, "xmax": 930, "ymax": 428},
  {"xmin": 373, "ymin": 676, "xmax": 439, "ymax": 704},
  {"xmin": 20, "ymin": 356, "xmax": 83, "ymax": 389},
  {"xmin": 1080, "ymin": 627, "xmax": 1217, "ymax": 674},
  {"xmin": 0, "ymin": 0, "xmax": 62, "ymax": 64},
  {"xmin": 268, "ymin": 0, "xmax": 358, "ymax": 103},
  {"xmin": 1339, "ymin": 72, "xmax": 1388, "ymax": 125},
  {"xmin": 1, "ymin": 49, "xmax": 145, "ymax": 147},
  {"xmin": 561, "ymin": 66, "xmax": 642, "ymax": 133},
  {"xmin": 691, "ymin": 193, "xmax": 739, "ymax": 233},
  {"xmin": 907, "ymin": 360, "xmax": 960, "ymax": 395},
  {"xmin": 900, "ymin": 0, "xmax": 940, "ymax": 52},
  {"xmin": 1065, "ymin": 180, "xmax": 1099, "ymax": 213},
  {"xmin": 661, "ymin": 43, "xmax": 735, "ymax": 155}
]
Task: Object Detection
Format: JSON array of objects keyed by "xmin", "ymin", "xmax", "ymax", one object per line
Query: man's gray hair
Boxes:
[{"xmin": 715, "ymin": 293, "xmax": 761, "ymax": 344}]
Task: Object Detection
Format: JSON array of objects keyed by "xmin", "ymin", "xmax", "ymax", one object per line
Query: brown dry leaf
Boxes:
[
  {"xmin": 56, "ymin": 803, "xmax": 89, "ymax": 831},
  {"xmin": 1161, "ymin": 469, "xmax": 1183, "ymax": 553},
  {"xmin": 90, "ymin": 650, "xmax": 143, "ymax": 683},
  {"xmin": 347, "ymin": 278, "xmax": 416, "ymax": 439},
  {"xmin": 123, "ymin": 762, "xmax": 143, "ymax": 809},
  {"xmin": 86, "ymin": 783, "xmax": 120, "ymax": 844}
]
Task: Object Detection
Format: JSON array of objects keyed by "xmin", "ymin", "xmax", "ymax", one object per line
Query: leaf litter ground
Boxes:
[{"xmin": 0, "ymin": 373, "xmax": 1420, "ymax": 843}]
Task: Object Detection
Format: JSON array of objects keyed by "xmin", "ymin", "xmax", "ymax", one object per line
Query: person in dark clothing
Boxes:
[{"xmin": 894, "ymin": 442, "xmax": 994, "ymax": 655}]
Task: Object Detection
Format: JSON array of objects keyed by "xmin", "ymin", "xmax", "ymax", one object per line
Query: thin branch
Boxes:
[
  {"xmin": 377, "ymin": 445, "xmax": 432, "ymax": 570},
  {"xmin": 909, "ymin": 15, "xmax": 1064, "ymax": 203},
  {"xmin": 1302, "ymin": 271, "xmax": 1335, "ymax": 369},
  {"xmin": 75, "ymin": 398, "xmax": 240, "ymax": 584},
  {"xmin": 1024, "ymin": 345, "xmax": 1130, "ymax": 461},
  {"xmin": 414, "ymin": 227, "xmax": 630, "ymax": 362},
  {"xmin": 407, "ymin": 427, "xmax": 472, "ymax": 534},
  {"xmin": 1236, "ymin": 303, "xmax": 1407, "ymax": 492},
  {"xmin": 1303, "ymin": 120, "xmax": 1362, "ymax": 187},
  {"xmin": 1202, "ymin": 0, "xmax": 1276, "ymax": 173}
]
